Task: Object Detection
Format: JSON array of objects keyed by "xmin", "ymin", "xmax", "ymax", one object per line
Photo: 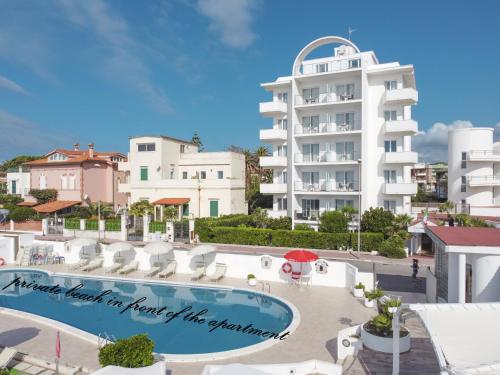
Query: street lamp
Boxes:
[{"xmin": 357, "ymin": 159, "xmax": 362, "ymax": 254}]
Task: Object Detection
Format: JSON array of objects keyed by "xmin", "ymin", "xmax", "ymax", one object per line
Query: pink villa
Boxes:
[{"xmin": 22, "ymin": 143, "xmax": 128, "ymax": 213}]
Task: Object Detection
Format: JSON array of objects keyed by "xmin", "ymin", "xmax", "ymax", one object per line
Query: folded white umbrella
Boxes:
[
  {"xmin": 143, "ymin": 242, "xmax": 173, "ymax": 256},
  {"xmin": 188, "ymin": 244, "xmax": 216, "ymax": 257},
  {"xmin": 105, "ymin": 242, "xmax": 134, "ymax": 258}
]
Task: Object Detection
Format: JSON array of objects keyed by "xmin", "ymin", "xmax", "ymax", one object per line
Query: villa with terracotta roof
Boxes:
[{"xmin": 22, "ymin": 143, "xmax": 128, "ymax": 212}]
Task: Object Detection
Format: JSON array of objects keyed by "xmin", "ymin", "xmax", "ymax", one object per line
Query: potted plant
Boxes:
[
  {"xmin": 247, "ymin": 274, "xmax": 257, "ymax": 286},
  {"xmin": 364, "ymin": 288, "xmax": 383, "ymax": 308},
  {"xmin": 353, "ymin": 282, "xmax": 365, "ymax": 298},
  {"xmin": 360, "ymin": 298, "xmax": 410, "ymax": 353}
]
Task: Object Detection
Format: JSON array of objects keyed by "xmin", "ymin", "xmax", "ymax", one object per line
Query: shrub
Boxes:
[
  {"xmin": 163, "ymin": 206, "xmax": 178, "ymax": 221},
  {"xmin": 66, "ymin": 206, "xmax": 92, "ymax": 219},
  {"xmin": 8, "ymin": 207, "xmax": 36, "ymax": 221},
  {"xmin": 0, "ymin": 194, "xmax": 23, "ymax": 205},
  {"xmin": 361, "ymin": 207, "xmax": 394, "ymax": 237},
  {"xmin": 149, "ymin": 221, "xmax": 166, "ymax": 233},
  {"xmin": 319, "ymin": 211, "xmax": 348, "ymax": 233},
  {"xmin": 129, "ymin": 201, "xmax": 153, "ymax": 217},
  {"xmin": 379, "ymin": 235, "xmax": 406, "ymax": 258},
  {"xmin": 29, "ymin": 189, "xmax": 58, "ymax": 204},
  {"xmin": 350, "ymin": 232, "xmax": 384, "ymax": 252},
  {"xmin": 64, "ymin": 218, "xmax": 80, "ymax": 229},
  {"xmin": 294, "ymin": 223, "xmax": 314, "ymax": 231},
  {"xmin": 98, "ymin": 334, "xmax": 154, "ymax": 368},
  {"xmin": 266, "ymin": 216, "xmax": 292, "ymax": 230},
  {"xmin": 105, "ymin": 219, "xmax": 121, "ymax": 232}
]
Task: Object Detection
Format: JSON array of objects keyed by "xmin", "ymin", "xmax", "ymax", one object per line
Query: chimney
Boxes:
[
  {"xmin": 73, "ymin": 143, "xmax": 80, "ymax": 151},
  {"xmin": 88, "ymin": 143, "xmax": 94, "ymax": 158}
]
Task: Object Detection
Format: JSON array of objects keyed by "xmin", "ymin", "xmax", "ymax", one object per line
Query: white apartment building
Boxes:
[
  {"xmin": 448, "ymin": 127, "xmax": 500, "ymax": 215},
  {"xmin": 118, "ymin": 136, "xmax": 247, "ymax": 218},
  {"xmin": 6, "ymin": 166, "xmax": 31, "ymax": 198},
  {"xmin": 258, "ymin": 36, "xmax": 418, "ymax": 227}
]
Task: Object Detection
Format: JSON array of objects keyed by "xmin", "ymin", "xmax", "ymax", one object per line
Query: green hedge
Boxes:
[
  {"xmin": 98, "ymin": 334, "xmax": 154, "ymax": 368},
  {"xmin": 85, "ymin": 219, "xmax": 98, "ymax": 231},
  {"xmin": 149, "ymin": 221, "xmax": 166, "ymax": 233},
  {"xmin": 64, "ymin": 218, "xmax": 80, "ymax": 229},
  {"xmin": 201, "ymin": 226, "xmax": 383, "ymax": 251},
  {"xmin": 105, "ymin": 219, "xmax": 121, "ymax": 232}
]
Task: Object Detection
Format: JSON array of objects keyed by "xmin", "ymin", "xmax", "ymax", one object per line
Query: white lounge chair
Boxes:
[
  {"xmin": 104, "ymin": 263, "xmax": 123, "ymax": 274},
  {"xmin": 158, "ymin": 260, "xmax": 177, "ymax": 279},
  {"xmin": 0, "ymin": 347, "xmax": 17, "ymax": 369},
  {"xmin": 191, "ymin": 263, "xmax": 206, "ymax": 280},
  {"xmin": 145, "ymin": 264, "xmax": 162, "ymax": 277},
  {"xmin": 119, "ymin": 261, "xmax": 139, "ymax": 275},
  {"xmin": 208, "ymin": 263, "xmax": 226, "ymax": 282},
  {"xmin": 70, "ymin": 258, "xmax": 90, "ymax": 270},
  {"xmin": 82, "ymin": 257, "xmax": 104, "ymax": 272}
]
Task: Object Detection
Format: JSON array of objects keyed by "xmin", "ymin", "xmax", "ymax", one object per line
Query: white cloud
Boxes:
[
  {"xmin": 414, "ymin": 120, "xmax": 500, "ymax": 163},
  {"xmin": 0, "ymin": 75, "xmax": 30, "ymax": 96},
  {"xmin": 197, "ymin": 0, "xmax": 258, "ymax": 48},
  {"xmin": 57, "ymin": 0, "xmax": 173, "ymax": 114},
  {"xmin": 0, "ymin": 109, "xmax": 70, "ymax": 160}
]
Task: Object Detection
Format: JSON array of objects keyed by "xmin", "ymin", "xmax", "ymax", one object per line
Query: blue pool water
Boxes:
[{"xmin": 0, "ymin": 270, "xmax": 293, "ymax": 355}]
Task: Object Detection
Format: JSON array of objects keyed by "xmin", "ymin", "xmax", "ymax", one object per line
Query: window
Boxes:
[
  {"xmin": 461, "ymin": 152, "xmax": 467, "ymax": 169},
  {"xmin": 302, "ymin": 115, "xmax": 320, "ymax": 133},
  {"xmin": 335, "ymin": 199, "xmax": 354, "ymax": 210},
  {"xmin": 68, "ymin": 175, "xmax": 75, "ymax": 189},
  {"xmin": 200, "ymin": 171, "xmax": 206, "ymax": 179},
  {"xmin": 277, "ymin": 198, "xmax": 287, "ymax": 210},
  {"xmin": 384, "ymin": 80, "xmax": 397, "ymax": 90},
  {"xmin": 277, "ymin": 145, "xmax": 287, "ymax": 157},
  {"xmin": 281, "ymin": 171, "xmax": 287, "ymax": 184},
  {"xmin": 277, "ymin": 119, "xmax": 288, "ymax": 130},
  {"xmin": 336, "ymin": 84, "xmax": 354, "ymax": 100},
  {"xmin": 301, "ymin": 199, "xmax": 320, "ymax": 219},
  {"xmin": 61, "ymin": 175, "xmax": 68, "ymax": 189},
  {"xmin": 349, "ymin": 59, "xmax": 360, "ymax": 69},
  {"xmin": 277, "ymin": 92, "xmax": 288, "ymax": 103},
  {"xmin": 182, "ymin": 171, "xmax": 188, "ymax": 179},
  {"xmin": 48, "ymin": 153, "xmax": 67, "ymax": 161},
  {"xmin": 170, "ymin": 169, "xmax": 174, "ymax": 179},
  {"xmin": 302, "ymin": 171, "xmax": 320, "ymax": 189},
  {"xmin": 302, "ymin": 87, "xmax": 320, "ymax": 103},
  {"xmin": 140, "ymin": 166, "xmax": 148, "ymax": 181},
  {"xmin": 180, "ymin": 144, "xmax": 185, "ymax": 153},
  {"xmin": 316, "ymin": 63, "xmax": 328, "ymax": 73},
  {"xmin": 384, "ymin": 140, "xmax": 397, "ymax": 152},
  {"xmin": 336, "ymin": 170, "xmax": 355, "ymax": 190},
  {"xmin": 383, "ymin": 200, "xmax": 397, "ymax": 213},
  {"xmin": 336, "ymin": 142, "xmax": 355, "ymax": 160},
  {"xmin": 138, "ymin": 143, "xmax": 155, "ymax": 152},
  {"xmin": 384, "ymin": 170, "xmax": 397, "ymax": 183},
  {"xmin": 39, "ymin": 174, "xmax": 46, "ymax": 189},
  {"xmin": 384, "ymin": 111, "xmax": 397, "ymax": 121},
  {"xmin": 336, "ymin": 112, "xmax": 354, "ymax": 128},
  {"xmin": 217, "ymin": 171, "xmax": 224, "ymax": 179},
  {"xmin": 461, "ymin": 176, "xmax": 467, "ymax": 192},
  {"xmin": 302, "ymin": 144, "xmax": 320, "ymax": 162}
]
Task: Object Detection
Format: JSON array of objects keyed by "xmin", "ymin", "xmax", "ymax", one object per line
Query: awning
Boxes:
[
  {"xmin": 33, "ymin": 200, "xmax": 80, "ymax": 213},
  {"xmin": 17, "ymin": 201, "xmax": 38, "ymax": 207},
  {"xmin": 152, "ymin": 198, "xmax": 190, "ymax": 205}
]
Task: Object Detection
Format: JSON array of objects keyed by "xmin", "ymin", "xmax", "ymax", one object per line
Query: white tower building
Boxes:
[
  {"xmin": 259, "ymin": 36, "xmax": 418, "ymax": 228},
  {"xmin": 448, "ymin": 127, "xmax": 500, "ymax": 213}
]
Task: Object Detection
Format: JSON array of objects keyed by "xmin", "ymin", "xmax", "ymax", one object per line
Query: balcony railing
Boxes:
[
  {"xmin": 294, "ymin": 210, "xmax": 321, "ymax": 221},
  {"xmin": 294, "ymin": 180, "xmax": 359, "ymax": 193},
  {"xmin": 467, "ymin": 175, "xmax": 500, "ymax": 186},
  {"xmin": 384, "ymin": 119, "xmax": 418, "ymax": 135},
  {"xmin": 468, "ymin": 150, "xmax": 500, "ymax": 162},
  {"xmin": 295, "ymin": 122, "xmax": 361, "ymax": 135},
  {"xmin": 295, "ymin": 93, "xmax": 360, "ymax": 106},
  {"xmin": 295, "ymin": 151, "xmax": 361, "ymax": 163},
  {"xmin": 296, "ymin": 57, "xmax": 361, "ymax": 76}
]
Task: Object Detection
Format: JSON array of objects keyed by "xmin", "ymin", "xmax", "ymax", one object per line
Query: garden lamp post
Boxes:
[{"xmin": 357, "ymin": 159, "xmax": 362, "ymax": 254}]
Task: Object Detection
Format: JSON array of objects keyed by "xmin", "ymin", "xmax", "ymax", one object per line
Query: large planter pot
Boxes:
[
  {"xmin": 248, "ymin": 278, "xmax": 257, "ymax": 286},
  {"xmin": 353, "ymin": 288, "xmax": 364, "ymax": 298},
  {"xmin": 361, "ymin": 324, "xmax": 411, "ymax": 354},
  {"xmin": 364, "ymin": 298, "xmax": 375, "ymax": 308}
]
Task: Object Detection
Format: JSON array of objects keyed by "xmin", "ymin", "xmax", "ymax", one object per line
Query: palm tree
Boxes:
[
  {"xmin": 87, "ymin": 202, "xmax": 113, "ymax": 219},
  {"xmin": 254, "ymin": 146, "xmax": 271, "ymax": 183},
  {"xmin": 438, "ymin": 200, "xmax": 454, "ymax": 214}
]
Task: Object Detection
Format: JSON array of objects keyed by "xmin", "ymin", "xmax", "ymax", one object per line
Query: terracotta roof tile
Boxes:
[
  {"xmin": 33, "ymin": 200, "xmax": 80, "ymax": 213},
  {"xmin": 152, "ymin": 198, "xmax": 190, "ymax": 205},
  {"xmin": 426, "ymin": 226, "xmax": 500, "ymax": 247}
]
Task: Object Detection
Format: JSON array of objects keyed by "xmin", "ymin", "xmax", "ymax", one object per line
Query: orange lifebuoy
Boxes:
[
  {"xmin": 0, "ymin": 258, "xmax": 5, "ymax": 266},
  {"xmin": 281, "ymin": 262, "xmax": 292, "ymax": 274}
]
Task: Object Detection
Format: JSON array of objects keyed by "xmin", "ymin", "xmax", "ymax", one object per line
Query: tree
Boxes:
[
  {"xmin": 191, "ymin": 131, "xmax": 204, "ymax": 151},
  {"xmin": 361, "ymin": 207, "xmax": 395, "ymax": 237},
  {"xmin": 29, "ymin": 189, "xmax": 58, "ymax": 204},
  {"xmin": 341, "ymin": 205, "xmax": 358, "ymax": 221},
  {"xmin": 438, "ymin": 200, "xmax": 454, "ymax": 214},
  {"xmin": 0, "ymin": 155, "xmax": 41, "ymax": 172},
  {"xmin": 163, "ymin": 206, "xmax": 178, "ymax": 221},
  {"xmin": 87, "ymin": 202, "xmax": 114, "ymax": 219},
  {"xmin": 250, "ymin": 207, "xmax": 269, "ymax": 228},
  {"xmin": 319, "ymin": 211, "xmax": 348, "ymax": 233},
  {"xmin": 129, "ymin": 201, "xmax": 153, "ymax": 216}
]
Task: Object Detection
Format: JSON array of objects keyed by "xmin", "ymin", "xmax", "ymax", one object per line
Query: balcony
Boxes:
[
  {"xmin": 295, "ymin": 57, "xmax": 362, "ymax": 77},
  {"xmin": 467, "ymin": 175, "xmax": 500, "ymax": 187},
  {"xmin": 468, "ymin": 150, "xmax": 500, "ymax": 162},
  {"xmin": 118, "ymin": 183, "xmax": 130, "ymax": 193},
  {"xmin": 295, "ymin": 93, "xmax": 361, "ymax": 108},
  {"xmin": 294, "ymin": 210, "xmax": 321, "ymax": 222},
  {"xmin": 118, "ymin": 161, "xmax": 130, "ymax": 172},
  {"xmin": 267, "ymin": 209, "xmax": 288, "ymax": 218},
  {"xmin": 260, "ymin": 156, "xmax": 287, "ymax": 168},
  {"xmin": 259, "ymin": 128, "xmax": 287, "ymax": 142},
  {"xmin": 384, "ymin": 120, "xmax": 418, "ymax": 135},
  {"xmin": 384, "ymin": 151, "xmax": 418, "ymax": 164},
  {"xmin": 384, "ymin": 88, "xmax": 418, "ymax": 105},
  {"xmin": 294, "ymin": 180, "xmax": 359, "ymax": 194},
  {"xmin": 260, "ymin": 183, "xmax": 287, "ymax": 194},
  {"xmin": 294, "ymin": 151, "xmax": 361, "ymax": 164},
  {"xmin": 384, "ymin": 183, "xmax": 418, "ymax": 195},
  {"xmin": 295, "ymin": 122, "xmax": 361, "ymax": 136},
  {"xmin": 259, "ymin": 101, "xmax": 287, "ymax": 117}
]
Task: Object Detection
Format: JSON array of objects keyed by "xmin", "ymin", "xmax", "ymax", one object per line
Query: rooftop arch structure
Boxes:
[{"xmin": 292, "ymin": 36, "xmax": 361, "ymax": 76}]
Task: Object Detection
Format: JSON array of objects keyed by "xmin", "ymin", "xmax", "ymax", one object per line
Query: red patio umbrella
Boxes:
[
  {"xmin": 55, "ymin": 331, "xmax": 61, "ymax": 375},
  {"xmin": 284, "ymin": 249, "xmax": 319, "ymax": 262}
]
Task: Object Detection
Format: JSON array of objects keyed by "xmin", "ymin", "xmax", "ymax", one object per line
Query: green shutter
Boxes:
[
  {"xmin": 140, "ymin": 167, "xmax": 148, "ymax": 181},
  {"xmin": 11, "ymin": 180, "xmax": 16, "ymax": 194},
  {"xmin": 209, "ymin": 200, "xmax": 218, "ymax": 217}
]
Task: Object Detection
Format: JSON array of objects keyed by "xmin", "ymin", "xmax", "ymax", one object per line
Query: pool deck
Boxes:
[{"xmin": 0, "ymin": 264, "xmax": 441, "ymax": 375}]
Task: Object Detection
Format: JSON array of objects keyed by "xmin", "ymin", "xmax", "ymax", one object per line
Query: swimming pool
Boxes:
[{"xmin": 0, "ymin": 269, "xmax": 296, "ymax": 359}]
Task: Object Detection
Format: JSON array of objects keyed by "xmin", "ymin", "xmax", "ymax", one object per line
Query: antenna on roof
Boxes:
[{"xmin": 348, "ymin": 26, "xmax": 357, "ymax": 40}]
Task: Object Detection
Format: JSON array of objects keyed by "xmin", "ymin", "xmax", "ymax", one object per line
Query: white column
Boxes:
[
  {"xmin": 189, "ymin": 218, "xmax": 195, "ymax": 243},
  {"xmin": 120, "ymin": 215, "xmax": 127, "ymax": 241},
  {"xmin": 41, "ymin": 218, "xmax": 48, "ymax": 236},
  {"xmin": 458, "ymin": 253, "xmax": 466, "ymax": 303},
  {"xmin": 80, "ymin": 219, "xmax": 85, "ymax": 231},
  {"xmin": 9, "ymin": 220, "xmax": 14, "ymax": 231},
  {"xmin": 447, "ymin": 253, "xmax": 459, "ymax": 302},
  {"xmin": 143, "ymin": 215, "xmax": 150, "ymax": 242}
]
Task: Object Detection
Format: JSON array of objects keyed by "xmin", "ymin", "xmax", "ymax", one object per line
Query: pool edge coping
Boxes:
[{"xmin": 0, "ymin": 267, "xmax": 301, "ymax": 363}]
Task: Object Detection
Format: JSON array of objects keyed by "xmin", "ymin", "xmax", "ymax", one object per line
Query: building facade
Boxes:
[
  {"xmin": 118, "ymin": 136, "xmax": 247, "ymax": 218},
  {"xmin": 448, "ymin": 128, "xmax": 500, "ymax": 215},
  {"xmin": 259, "ymin": 36, "xmax": 418, "ymax": 227},
  {"xmin": 6, "ymin": 166, "xmax": 31, "ymax": 198},
  {"xmin": 23, "ymin": 144, "xmax": 128, "ymax": 208},
  {"xmin": 411, "ymin": 162, "xmax": 448, "ymax": 199}
]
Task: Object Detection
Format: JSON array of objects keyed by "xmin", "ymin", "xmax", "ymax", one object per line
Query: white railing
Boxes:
[
  {"xmin": 295, "ymin": 122, "xmax": 361, "ymax": 134},
  {"xmin": 295, "ymin": 151, "xmax": 361, "ymax": 163},
  {"xmin": 295, "ymin": 180, "xmax": 359, "ymax": 192},
  {"xmin": 467, "ymin": 175, "xmax": 500, "ymax": 186},
  {"xmin": 297, "ymin": 57, "xmax": 361, "ymax": 76},
  {"xmin": 294, "ymin": 210, "xmax": 321, "ymax": 221},
  {"xmin": 295, "ymin": 92, "xmax": 359, "ymax": 106},
  {"xmin": 468, "ymin": 150, "xmax": 500, "ymax": 160}
]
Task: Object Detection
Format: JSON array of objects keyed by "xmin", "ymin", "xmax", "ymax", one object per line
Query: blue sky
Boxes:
[{"xmin": 0, "ymin": 0, "xmax": 499, "ymax": 162}]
